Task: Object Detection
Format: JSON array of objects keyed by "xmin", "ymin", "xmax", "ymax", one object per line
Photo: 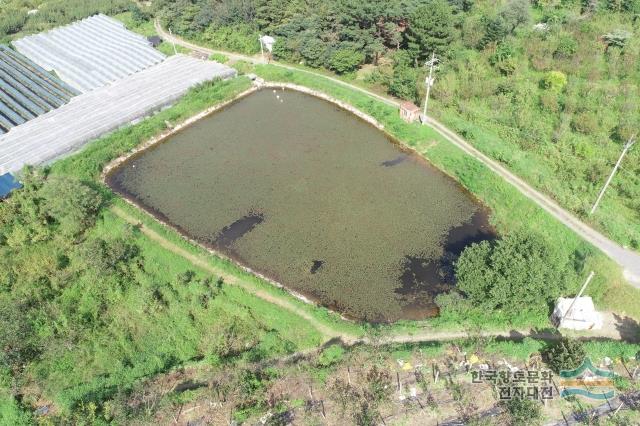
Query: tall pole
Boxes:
[
  {"xmin": 422, "ymin": 52, "xmax": 438, "ymax": 124},
  {"xmin": 590, "ymin": 134, "xmax": 636, "ymax": 215},
  {"xmin": 561, "ymin": 271, "xmax": 594, "ymax": 324},
  {"xmin": 258, "ymin": 35, "xmax": 265, "ymax": 63},
  {"xmin": 168, "ymin": 27, "xmax": 177, "ymax": 55}
]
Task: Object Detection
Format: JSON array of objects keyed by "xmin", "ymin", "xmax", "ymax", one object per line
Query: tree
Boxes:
[
  {"xmin": 454, "ymin": 232, "xmax": 574, "ymax": 315},
  {"xmin": 500, "ymin": 397, "xmax": 543, "ymax": 426},
  {"xmin": 300, "ymin": 37, "xmax": 329, "ymax": 67},
  {"xmin": 129, "ymin": 4, "xmax": 150, "ymax": 23},
  {"xmin": 387, "ymin": 51, "xmax": 419, "ymax": 101},
  {"xmin": 480, "ymin": 15, "xmax": 508, "ymax": 48},
  {"xmin": 256, "ymin": 0, "xmax": 305, "ymax": 30},
  {"xmin": 331, "ymin": 0, "xmax": 406, "ymax": 63},
  {"xmin": 328, "ymin": 48, "xmax": 365, "ymax": 74},
  {"xmin": 405, "ymin": 0, "xmax": 454, "ymax": 62},
  {"xmin": 500, "ymin": 0, "xmax": 530, "ymax": 33},
  {"xmin": 543, "ymin": 338, "xmax": 586, "ymax": 373},
  {"xmin": 39, "ymin": 176, "xmax": 103, "ymax": 237}
]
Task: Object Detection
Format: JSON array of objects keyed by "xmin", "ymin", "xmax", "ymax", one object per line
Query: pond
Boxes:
[{"xmin": 107, "ymin": 88, "xmax": 494, "ymax": 322}]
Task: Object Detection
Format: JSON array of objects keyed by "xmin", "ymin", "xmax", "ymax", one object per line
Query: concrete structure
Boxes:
[
  {"xmin": 400, "ymin": 101, "xmax": 420, "ymax": 123},
  {"xmin": 13, "ymin": 14, "xmax": 165, "ymax": 93},
  {"xmin": 552, "ymin": 297, "xmax": 603, "ymax": 330},
  {"xmin": 0, "ymin": 55, "xmax": 236, "ymax": 174}
]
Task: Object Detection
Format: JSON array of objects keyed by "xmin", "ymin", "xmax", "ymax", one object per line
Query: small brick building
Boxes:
[{"xmin": 400, "ymin": 101, "xmax": 421, "ymax": 123}]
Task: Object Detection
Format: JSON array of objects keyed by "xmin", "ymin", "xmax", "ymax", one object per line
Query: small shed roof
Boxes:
[
  {"xmin": 147, "ymin": 35, "xmax": 162, "ymax": 47},
  {"xmin": 400, "ymin": 101, "xmax": 420, "ymax": 112},
  {"xmin": 0, "ymin": 172, "xmax": 21, "ymax": 198}
]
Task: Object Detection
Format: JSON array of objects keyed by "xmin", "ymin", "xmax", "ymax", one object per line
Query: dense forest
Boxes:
[{"xmin": 153, "ymin": 0, "xmax": 640, "ymax": 247}]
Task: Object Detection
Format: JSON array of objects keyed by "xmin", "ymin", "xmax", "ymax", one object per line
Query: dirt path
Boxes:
[
  {"xmin": 111, "ymin": 206, "xmax": 637, "ymax": 344},
  {"xmin": 154, "ymin": 20, "xmax": 640, "ymax": 287},
  {"xmin": 112, "ymin": 205, "xmax": 344, "ymax": 341}
]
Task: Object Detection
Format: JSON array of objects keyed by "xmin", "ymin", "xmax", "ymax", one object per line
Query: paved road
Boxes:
[{"xmin": 155, "ymin": 21, "xmax": 640, "ymax": 287}]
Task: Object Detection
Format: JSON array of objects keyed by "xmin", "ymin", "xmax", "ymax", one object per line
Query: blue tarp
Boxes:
[{"xmin": 0, "ymin": 172, "xmax": 21, "ymax": 198}]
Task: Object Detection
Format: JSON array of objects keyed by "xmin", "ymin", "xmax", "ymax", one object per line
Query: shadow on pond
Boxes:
[
  {"xmin": 396, "ymin": 209, "xmax": 496, "ymax": 319},
  {"xmin": 214, "ymin": 211, "xmax": 264, "ymax": 249}
]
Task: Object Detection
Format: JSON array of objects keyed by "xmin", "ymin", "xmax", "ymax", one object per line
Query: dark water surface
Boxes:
[{"xmin": 107, "ymin": 89, "xmax": 494, "ymax": 322}]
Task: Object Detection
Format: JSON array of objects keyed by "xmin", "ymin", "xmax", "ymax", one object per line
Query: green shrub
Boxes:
[
  {"xmin": 387, "ymin": 51, "xmax": 419, "ymax": 102},
  {"xmin": 455, "ymin": 232, "xmax": 575, "ymax": 315},
  {"xmin": 541, "ymin": 71, "xmax": 567, "ymax": 92},
  {"xmin": 571, "ymin": 111, "xmax": 599, "ymax": 134},
  {"xmin": 317, "ymin": 344, "xmax": 345, "ymax": 367},
  {"xmin": 231, "ymin": 60, "xmax": 254, "ymax": 75},
  {"xmin": 210, "ymin": 52, "xmax": 229, "ymax": 63},
  {"xmin": 543, "ymin": 338, "xmax": 586, "ymax": 373},
  {"xmin": 500, "ymin": 397, "xmax": 543, "ymax": 425},
  {"xmin": 554, "ymin": 34, "xmax": 577, "ymax": 58},
  {"xmin": 0, "ymin": 10, "xmax": 27, "ymax": 36},
  {"xmin": 328, "ymin": 48, "xmax": 365, "ymax": 74}
]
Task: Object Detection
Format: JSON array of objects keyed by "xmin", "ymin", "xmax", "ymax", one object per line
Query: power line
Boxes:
[{"xmin": 589, "ymin": 134, "xmax": 637, "ymax": 215}]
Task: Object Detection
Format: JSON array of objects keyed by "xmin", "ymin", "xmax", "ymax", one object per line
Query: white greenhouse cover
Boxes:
[
  {"xmin": 13, "ymin": 14, "xmax": 166, "ymax": 93},
  {"xmin": 0, "ymin": 55, "xmax": 236, "ymax": 174}
]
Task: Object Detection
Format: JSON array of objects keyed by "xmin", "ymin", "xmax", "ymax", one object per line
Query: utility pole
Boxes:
[
  {"xmin": 168, "ymin": 27, "xmax": 177, "ymax": 55},
  {"xmin": 590, "ymin": 134, "xmax": 636, "ymax": 215},
  {"xmin": 258, "ymin": 35, "xmax": 265, "ymax": 63},
  {"xmin": 422, "ymin": 52, "xmax": 438, "ymax": 124},
  {"xmin": 560, "ymin": 271, "xmax": 594, "ymax": 324}
]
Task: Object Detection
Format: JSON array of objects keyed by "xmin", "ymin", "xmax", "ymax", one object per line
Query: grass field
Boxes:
[
  {"xmin": 250, "ymin": 64, "xmax": 640, "ymax": 325},
  {"xmin": 52, "ymin": 64, "xmax": 640, "ymax": 326},
  {"xmin": 2, "ymin": 56, "xmax": 638, "ymax": 425}
]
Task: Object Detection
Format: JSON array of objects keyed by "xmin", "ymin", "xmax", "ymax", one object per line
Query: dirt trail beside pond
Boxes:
[
  {"xmin": 111, "ymin": 206, "xmax": 638, "ymax": 344},
  {"xmin": 112, "ymin": 205, "xmax": 344, "ymax": 341}
]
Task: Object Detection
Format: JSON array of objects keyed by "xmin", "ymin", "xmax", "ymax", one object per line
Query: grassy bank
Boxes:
[
  {"xmin": 251, "ymin": 64, "xmax": 640, "ymax": 326},
  {"xmin": 4, "ymin": 64, "xmax": 639, "ymax": 425},
  {"xmin": 54, "ymin": 64, "xmax": 640, "ymax": 326},
  {"xmin": 111, "ymin": 198, "xmax": 364, "ymax": 338},
  {"xmin": 32, "ymin": 209, "xmax": 325, "ymax": 413},
  {"xmin": 0, "ymin": 77, "xmax": 364, "ymax": 419}
]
